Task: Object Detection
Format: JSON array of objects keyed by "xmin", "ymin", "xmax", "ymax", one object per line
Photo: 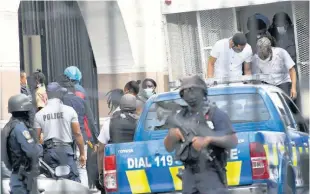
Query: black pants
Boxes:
[{"xmin": 277, "ymin": 82, "xmax": 292, "ymax": 97}]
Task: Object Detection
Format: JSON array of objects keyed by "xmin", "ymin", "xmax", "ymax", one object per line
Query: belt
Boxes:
[
  {"xmin": 43, "ymin": 139, "xmax": 72, "ymax": 149},
  {"xmin": 185, "ymin": 161, "xmax": 213, "ymax": 174}
]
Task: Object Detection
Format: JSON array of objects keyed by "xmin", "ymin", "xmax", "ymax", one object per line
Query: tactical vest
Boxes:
[
  {"xmin": 1, "ymin": 118, "xmax": 21, "ymax": 170},
  {"xmin": 109, "ymin": 111, "xmax": 138, "ymax": 144},
  {"xmin": 175, "ymin": 104, "xmax": 227, "ymax": 166}
]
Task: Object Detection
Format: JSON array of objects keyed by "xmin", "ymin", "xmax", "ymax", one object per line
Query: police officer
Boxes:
[
  {"xmin": 163, "ymin": 75, "xmax": 238, "ymax": 194},
  {"xmin": 1, "ymin": 94, "xmax": 43, "ymax": 194},
  {"xmin": 109, "ymin": 94, "xmax": 139, "ymax": 144},
  {"xmin": 33, "ymin": 82, "xmax": 86, "ymax": 182}
]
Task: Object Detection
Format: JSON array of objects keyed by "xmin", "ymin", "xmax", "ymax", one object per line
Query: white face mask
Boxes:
[
  {"xmin": 277, "ymin": 26, "xmax": 287, "ymax": 35},
  {"xmin": 144, "ymin": 88, "xmax": 154, "ymax": 98}
]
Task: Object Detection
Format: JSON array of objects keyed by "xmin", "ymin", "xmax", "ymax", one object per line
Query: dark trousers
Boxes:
[
  {"xmin": 43, "ymin": 146, "xmax": 80, "ymax": 182},
  {"xmin": 277, "ymin": 82, "xmax": 292, "ymax": 97}
]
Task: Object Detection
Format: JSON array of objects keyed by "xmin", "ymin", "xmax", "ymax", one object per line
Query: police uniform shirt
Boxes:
[{"xmin": 33, "ymin": 98, "xmax": 79, "ymax": 143}]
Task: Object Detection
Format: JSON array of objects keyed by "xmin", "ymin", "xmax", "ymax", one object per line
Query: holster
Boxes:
[{"xmin": 72, "ymin": 140, "xmax": 77, "ymax": 160}]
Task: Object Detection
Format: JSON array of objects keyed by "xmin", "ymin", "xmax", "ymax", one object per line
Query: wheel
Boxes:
[{"xmin": 283, "ymin": 167, "xmax": 295, "ymax": 194}]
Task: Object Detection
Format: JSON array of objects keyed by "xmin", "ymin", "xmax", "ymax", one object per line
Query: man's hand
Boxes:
[
  {"xmin": 169, "ymin": 128, "xmax": 185, "ymax": 142},
  {"xmin": 79, "ymin": 155, "xmax": 87, "ymax": 167},
  {"xmin": 290, "ymin": 87, "xmax": 297, "ymax": 99},
  {"xmin": 192, "ymin": 136, "xmax": 212, "ymax": 151}
]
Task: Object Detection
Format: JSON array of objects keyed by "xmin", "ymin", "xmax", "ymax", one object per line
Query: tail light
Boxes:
[
  {"xmin": 250, "ymin": 142, "xmax": 269, "ymax": 180},
  {"xmin": 104, "ymin": 155, "xmax": 118, "ymax": 192}
]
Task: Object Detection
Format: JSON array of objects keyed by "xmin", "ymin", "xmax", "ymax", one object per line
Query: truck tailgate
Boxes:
[{"xmin": 105, "ymin": 132, "xmax": 255, "ymax": 193}]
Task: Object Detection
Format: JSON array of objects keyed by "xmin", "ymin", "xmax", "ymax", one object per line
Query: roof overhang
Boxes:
[{"xmin": 161, "ymin": 0, "xmax": 292, "ymax": 14}]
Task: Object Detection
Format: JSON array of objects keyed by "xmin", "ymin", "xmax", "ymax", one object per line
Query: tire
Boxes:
[{"xmin": 283, "ymin": 167, "xmax": 294, "ymax": 194}]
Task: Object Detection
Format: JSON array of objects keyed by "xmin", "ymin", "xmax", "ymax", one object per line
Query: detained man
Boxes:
[
  {"xmin": 254, "ymin": 37, "xmax": 297, "ymax": 99},
  {"xmin": 207, "ymin": 33, "xmax": 253, "ymax": 79}
]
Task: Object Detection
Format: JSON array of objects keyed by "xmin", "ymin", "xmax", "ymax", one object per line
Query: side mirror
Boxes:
[{"xmin": 55, "ymin": 165, "xmax": 70, "ymax": 177}]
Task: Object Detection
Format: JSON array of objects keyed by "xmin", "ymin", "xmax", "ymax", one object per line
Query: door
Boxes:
[{"xmin": 272, "ymin": 91, "xmax": 306, "ymax": 187}]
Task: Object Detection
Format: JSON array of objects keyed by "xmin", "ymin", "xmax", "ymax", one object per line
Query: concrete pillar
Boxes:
[{"xmin": 0, "ymin": 0, "xmax": 21, "ymax": 127}]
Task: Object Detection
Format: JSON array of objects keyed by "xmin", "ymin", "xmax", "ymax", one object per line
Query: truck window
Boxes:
[
  {"xmin": 144, "ymin": 93, "xmax": 270, "ymax": 131},
  {"xmin": 281, "ymin": 93, "xmax": 309, "ymax": 133},
  {"xmin": 269, "ymin": 92, "xmax": 293, "ymax": 127},
  {"xmin": 208, "ymin": 94, "xmax": 270, "ymax": 123}
]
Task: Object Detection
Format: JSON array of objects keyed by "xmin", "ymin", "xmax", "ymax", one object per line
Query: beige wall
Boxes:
[
  {"xmin": 0, "ymin": 0, "xmax": 21, "ymax": 127},
  {"xmin": 98, "ymin": 72, "xmax": 169, "ymax": 117}
]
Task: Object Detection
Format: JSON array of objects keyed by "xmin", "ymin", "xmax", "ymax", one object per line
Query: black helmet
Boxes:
[
  {"xmin": 120, "ymin": 94, "xmax": 136, "ymax": 112},
  {"xmin": 179, "ymin": 75, "xmax": 207, "ymax": 96},
  {"xmin": 8, "ymin": 94, "xmax": 33, "ymax": 113}
]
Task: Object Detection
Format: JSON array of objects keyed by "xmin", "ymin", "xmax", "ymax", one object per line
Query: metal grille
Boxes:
[
  {"xmin": 166, "ymin": 12, "xmax": 202, "ymax": 80},
  {"xmin": 293, "ymin": 1, "xmax": 309, "ymax": 78},
  {"xmin": 199, "ymin": 8, "xmax": 237, "ymax": 75},
  {"xmin": 199, "ymin": 8, "xmax": 237, "ymax": 47}
]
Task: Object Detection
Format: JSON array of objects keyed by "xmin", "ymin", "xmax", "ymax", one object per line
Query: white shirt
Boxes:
[
  {"xmin": 253, "ymin": 47, "xmax": 295, "ymax": 85},
  {"xmin": 97, "ymin": 107, "xmax": 120, "ymax": 144},
  {"xmin": 33, "ymin": 98, "xmax": 79, "ymax": 143},
  {"xmin": 210, "ymin": 38, "xmax": 253, "ymax": 78}
]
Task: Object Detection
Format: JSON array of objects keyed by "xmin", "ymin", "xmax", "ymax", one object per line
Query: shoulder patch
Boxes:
[{"xmin": 22, "ymin": 130, "xmax": 31, "ymax": 140}]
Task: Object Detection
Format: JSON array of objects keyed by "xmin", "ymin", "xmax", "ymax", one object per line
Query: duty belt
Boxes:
[{"xmin": 43, "ymin": 139, "xmax": 72, "ymax": 149}]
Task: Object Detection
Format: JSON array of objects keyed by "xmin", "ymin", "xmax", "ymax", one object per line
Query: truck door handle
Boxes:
[
  {"xmin": 155, "ymin": 151, "xmax": 160, "ymax": 156},
  {"xmin": 291, "ymin": 141, "xmax": 296, "ymax": 146}
]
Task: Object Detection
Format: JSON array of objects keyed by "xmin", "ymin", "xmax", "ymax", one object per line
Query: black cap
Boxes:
[{"xmin": 179, "ymin": 75, "xmax": 207, "ymax": 95}]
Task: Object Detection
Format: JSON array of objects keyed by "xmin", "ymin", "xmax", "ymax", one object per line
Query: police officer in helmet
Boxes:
[
  {"xmin": 1, "ymin": 94, "xmax": 43, "ymax": 194},
  {"xmin": 164, "ymin": 75, "xmax": 238, "ymax": 194},
  {"xmin": 33, "ymin": 82, "xmax": 86, "ymax": 182}
]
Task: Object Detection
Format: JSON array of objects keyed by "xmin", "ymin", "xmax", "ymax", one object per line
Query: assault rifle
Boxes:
[{"xmin": 166, "ymin": 114, "xmax": 227, "ymax": 185}]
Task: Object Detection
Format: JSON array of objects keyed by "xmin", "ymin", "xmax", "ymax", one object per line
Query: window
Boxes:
[
  {"xmin": 269, "ymin": 92, "xmax": 293, "ymax": 127},
  {"xmin": 281, "ymin": 93, "xmax": 308, "ymax": 133},
  {"xmin": 208, "ymin": 94, "xmax": 270, "ymax": 123},
  {"xmin": 144, "ymin": 93, "xmax": 270, "ymax": 131}
]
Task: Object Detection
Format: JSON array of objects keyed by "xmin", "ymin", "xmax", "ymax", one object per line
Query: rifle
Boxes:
[
  {"xmin": 18, "ymin": 164, "xmax": 39, "ymax": 193},
  {"xmin": 167, "ymin": 113, "xmax": 227, "ymax": 185}
]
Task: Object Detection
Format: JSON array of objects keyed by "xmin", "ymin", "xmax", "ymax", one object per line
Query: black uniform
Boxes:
[{"xmin": 166, "ymin": 75, "xmax": 236, "ymax": 194}]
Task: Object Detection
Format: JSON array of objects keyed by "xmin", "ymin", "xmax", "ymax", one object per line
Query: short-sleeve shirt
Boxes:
[
  {"xmin": 253, "ymin": 47, "xmax": 295, "ymax": 85},
  {"xmin": 210, "ymin": 38, "xmax": 253, "ymax": 78},
  {"xmin": 35, "ymin": 85, "xmax": 48, "ymax": 108},
  {"xmin": 33, "ymin": 98, "xmax": 79, "ymax": 143},
  {"xmin": 97, "ymin": 107, "xmax": 120, "ymax": 144}
]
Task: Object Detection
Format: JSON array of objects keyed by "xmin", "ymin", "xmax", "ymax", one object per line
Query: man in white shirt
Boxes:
[
  {"xmin": 207, "ymin": 33, "xmax": 253, "ymax": 78},
  {"xmin": 254, "ymin": 37, "xmax": 297, "ymax": 98}
]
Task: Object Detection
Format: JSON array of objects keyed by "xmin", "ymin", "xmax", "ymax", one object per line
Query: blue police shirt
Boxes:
[{"xmin": 8, "ymin": 123, "xmax": 43, "ymax": 171}]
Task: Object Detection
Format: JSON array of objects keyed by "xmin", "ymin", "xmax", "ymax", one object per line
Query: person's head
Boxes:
[
  {"xmin": 33, "ymin": 69, "xmax": 45, "ymax": 86},
  {"xmin": 124, "ymin": 80, "xmax": 141, "ymax": 96},
  {"xmin": 8, "ymin": 94, "xmax": 33, "ymax": 119},
  {"xmin": 230, "ymin": 33, "xmax": 248, "ymax": 53},
  {"xmin": 106, "ymin": 89, "xmax": 124, "ymax": 114},
  {"xmin": 179, "ymin": 75, "xmax": 207, "ymax": 109},
  {"xmin": 272, "ymin": 12, "xmax": 293, "ymax": 35},
  {"xmin": 247, "ymin": 14, "xmax": 269, "ymax": 37},
  {"xmin": 64, "ymin": 66, "xmax": 82, "ymax": 84},
  {"xmin": 47, "ymin": 82, "xmax": 68, "ymax": 100},
  {"xmin": 256, "ymin": 37, "xmax": 273, "ymax": 62},
  {"xmin": 141, "ymin": 78, "xmax": 157, "ymax": 99},
  {"xmin": 119, "ymin": 94, "xmax": 136, "ymax": 113},
  {"xmin": 20, "ymin": 71, "xmax": 27, "ymax": 86},
  {"xmin": 56, "ymin": 74, "xmax": 75, "ymax": 93}
]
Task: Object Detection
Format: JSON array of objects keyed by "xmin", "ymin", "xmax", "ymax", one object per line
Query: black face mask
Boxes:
[{"xmin": 181, "ymin": 88, "xmax": 205, "ymax": 109}]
